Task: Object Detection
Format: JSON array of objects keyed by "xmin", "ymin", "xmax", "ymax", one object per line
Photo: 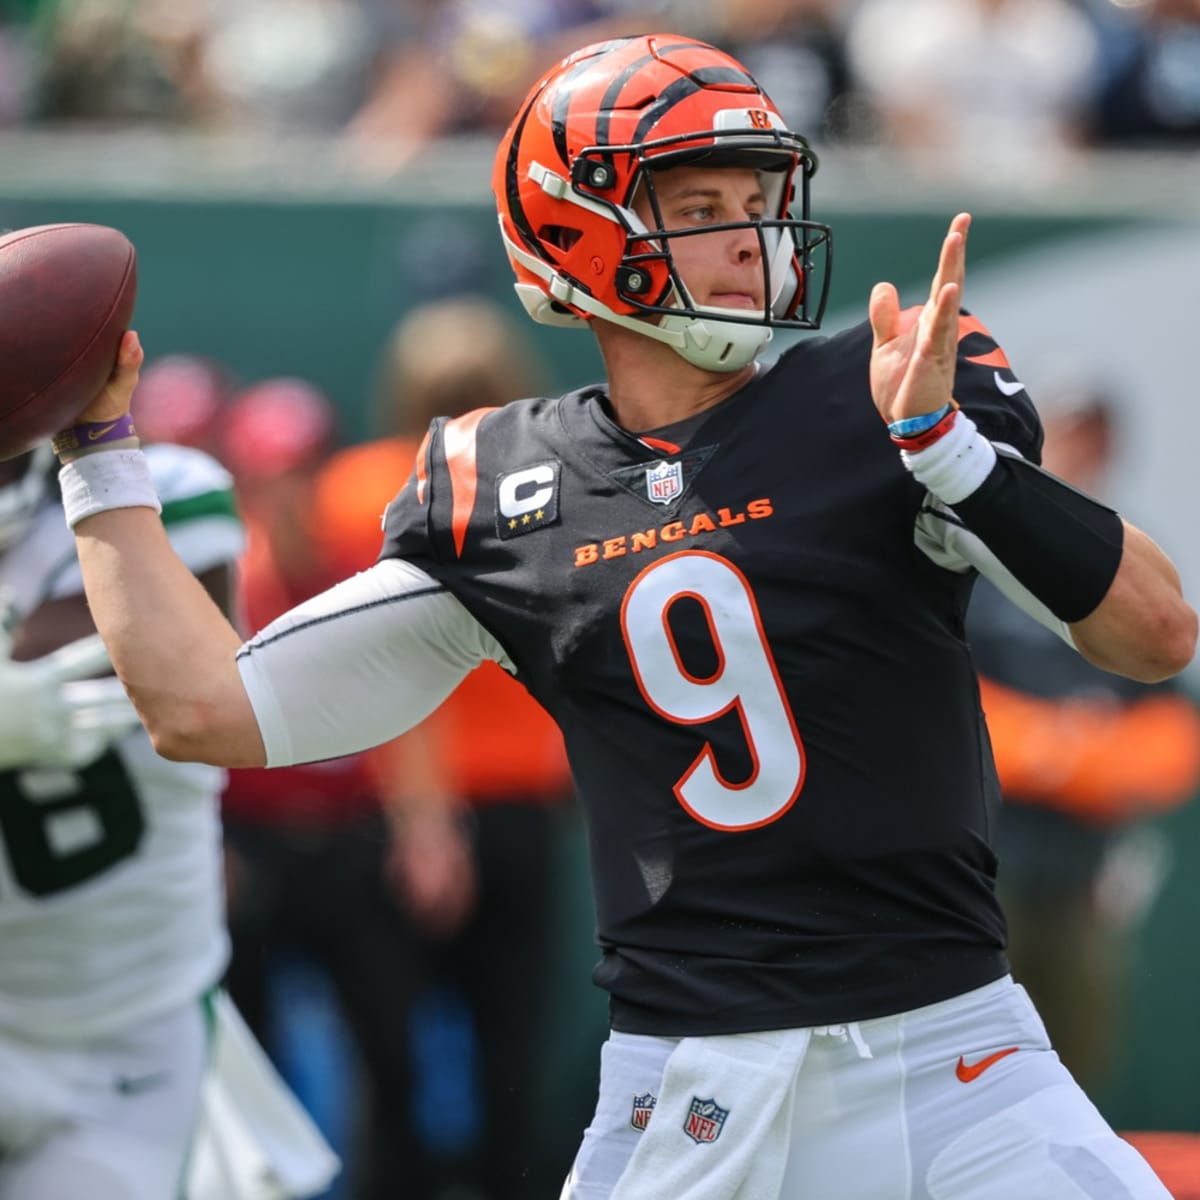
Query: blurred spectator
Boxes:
[
  {"xmin": 130, "ymin": 353, "xmax": 236, "ymax": 456},
  {"xmin": 26, "ymin": 0, "xmax": 413, "ymax": 131},
  {"xmin": 31, "ymin": 0, "xmax": 215, "ymax": 125},
  {"xmin": 966, "ymin": 371, "xmax": 1200, "ymax": 1091},
  {"xmin": 844, "ymin": 0, "xmax": 1102, "ymax": 178},
  {"xmin": 314, "ymin": 295, "xmax": 577, "ymax": 1199},
  {"xmin": 343, "ymin": 0, "xmax": 681, "ymax": 173},
  {"xmin": 699, "ymin": 0, "xmax": 863, "ymax": 145},
  {"xmin": 200, "ymin": 0, "xmax": 390, "ymax": 133},
  {"xmin": 1085, "ymin": 0, "xmax": 1200, "ymax": 146},
  {"xmin": 25, "ymin": 0, "xmax": 1199, "ymax": 164},
  {"xmin": 216, "ymin": 377, "xmax": 428, "ymax": 1200},
  {"xmin": 0, "ymin": 3, "xmax": 36, "ymax": 126}
]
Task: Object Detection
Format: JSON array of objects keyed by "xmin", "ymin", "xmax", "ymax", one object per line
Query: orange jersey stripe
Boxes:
[
  {"xmin": 957, "ymin": 314, "xmax": 990, "ymax": 342},
  {"xmin": 965, "ymin": 346, "xmax": 1010, "ymax": 369},
  {"xmin": 958, "ymin": 314, "xmax": 1012, "ymax": 370},
  {"xmin": 414, "ymin": 429, "xmax": 431, "ymax": 506},
  {"xmin": 442, "ymin": 408, "xmax": 497, "ymax": 558}
]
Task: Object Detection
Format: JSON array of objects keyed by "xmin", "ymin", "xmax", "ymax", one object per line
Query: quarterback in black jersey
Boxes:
[
  {"xmin": 57, "ymin": 32, "xmax": 1194, "ymax": 1200},
  {"xmin": 378, "ymin": 317, "xmax": 1037, "ymax": 1038}
]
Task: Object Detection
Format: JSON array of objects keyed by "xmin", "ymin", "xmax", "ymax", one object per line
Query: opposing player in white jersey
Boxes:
[{"xmin": 0, "ymin": 441, "xmax": 262, "ymax": 1200}]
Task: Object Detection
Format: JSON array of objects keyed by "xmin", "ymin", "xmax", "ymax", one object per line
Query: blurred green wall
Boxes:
[{"xmin": 0, "ymin": 192, "xmax": 1119, "ymax": 440}]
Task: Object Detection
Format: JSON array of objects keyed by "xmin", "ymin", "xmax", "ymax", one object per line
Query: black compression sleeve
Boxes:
[{"xmin": 952, "ymin": 452, "xmax": 1124, "ymax": 623}]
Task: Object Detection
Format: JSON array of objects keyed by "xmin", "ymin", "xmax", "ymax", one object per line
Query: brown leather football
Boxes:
[{"xmin": 0, "ymin": 223, "xmax": 138, "ymax": 460}]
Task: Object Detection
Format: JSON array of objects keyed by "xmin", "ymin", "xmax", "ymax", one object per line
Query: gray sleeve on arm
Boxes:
[{"xmin": 235, "ymin": 558, "xmax": 513, "ymax": 767}]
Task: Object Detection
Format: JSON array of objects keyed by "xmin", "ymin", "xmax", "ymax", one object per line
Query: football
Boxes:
[{"xmin": 0, "ymin": 223, "xmax": 138, "ymax": 460}]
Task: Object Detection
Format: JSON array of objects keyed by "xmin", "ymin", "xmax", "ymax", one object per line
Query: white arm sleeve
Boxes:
[
  {"xmin": 235, "ymin": 558, "xmax": 514, "ymax": 767},
  {"xmin": 915, "ymin": 502, "xmax": 1076, "ymax": 649}
]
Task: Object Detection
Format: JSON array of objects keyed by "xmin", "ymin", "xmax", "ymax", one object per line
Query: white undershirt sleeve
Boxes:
[{"xmin": 235, "ymin": 558, "xmax": 514, "ymax": 767}]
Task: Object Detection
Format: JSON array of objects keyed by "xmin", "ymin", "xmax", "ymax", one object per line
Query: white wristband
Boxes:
[
  {"xmin": 59, "ymin": 448, "xmax": 162, "ymax": 530},
  {"xmin": 899, "ymin": 412, "xmax": 997, "ymax": 505}
]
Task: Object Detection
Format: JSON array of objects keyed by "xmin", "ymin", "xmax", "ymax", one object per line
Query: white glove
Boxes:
[{"xmin": 0, "ymin": 630, "xmax": 142, "ymax": 771}]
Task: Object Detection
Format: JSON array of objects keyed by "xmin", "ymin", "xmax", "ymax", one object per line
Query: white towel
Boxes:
[
  {"xmin": 610, "ymin": 1028, "xmax": 812, "ymax": 1200},
  {"xmin": 186, "ymin": 991, "xmax": 342, "ymax": 1200}
]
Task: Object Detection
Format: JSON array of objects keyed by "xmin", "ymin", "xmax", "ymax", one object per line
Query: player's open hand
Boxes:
[
  {"xmin": 867, "ymin": 213, "xmax": 969, "ymax": 426},
  {"xmin": 73, "ymin": 330, "xmax": 144, "ymax": 426}
]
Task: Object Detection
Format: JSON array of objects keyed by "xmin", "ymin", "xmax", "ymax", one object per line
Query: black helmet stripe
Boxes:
[
  {"xmin": 591, "ymin": 38, "xmax": 740, "ymax": 150},
  {"xmin": 689, "ymin": 66, "xmax": 758, "ymax": 88},
  {"xmin": 606, "ymin": 63, "xmax": 762, "ymax": 151},
  {"xmin": 505, "ymin": 86, "xmax": 557, "ymax": 263},
  {"xmin": 594, "ymin": 52, "xmax": 657, "ymax": 149},
  {"xmin": 631, "ymin": 76, "xmax": 704, "ymax": 145},
  {"xmin": 652, "ymin": 39, "xmax": 761, "ymax": 88},
  {"xmin": 551, "ymin": 52, "xmax": 625, "ymax": 165}
]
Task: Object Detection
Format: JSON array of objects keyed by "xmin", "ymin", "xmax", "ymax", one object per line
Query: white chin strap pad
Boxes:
[{"xmin": 663, "ymin": 310, "xmax": 774, "ymax": 372}]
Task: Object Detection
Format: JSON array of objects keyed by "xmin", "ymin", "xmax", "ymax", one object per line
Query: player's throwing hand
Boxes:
[
  {"xmin": 868, "ymin": 212, "xmax": 970, "ymax": 426},
  {"xmin": 74, "ymin": 329, "xmax": 144, "ymax": 426}
]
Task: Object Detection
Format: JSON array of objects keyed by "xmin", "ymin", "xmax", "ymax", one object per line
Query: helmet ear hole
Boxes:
[{"xmin": 538, "ymin": 224, "xmax": 583, "ymax": 252}]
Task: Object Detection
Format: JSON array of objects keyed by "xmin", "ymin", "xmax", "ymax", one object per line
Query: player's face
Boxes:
[{"xmin": 635, "ymin": 166, "xmax": 767, "ymax": 311}]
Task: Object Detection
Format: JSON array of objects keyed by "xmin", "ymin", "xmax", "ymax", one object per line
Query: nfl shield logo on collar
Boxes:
[
  {"xmin": 646, "ymin": 460, "xmax": 683, "ymax": 505},
  {"xmin": 683, "ymin": 1096, "xmax": 729, "ymax": 1144}
]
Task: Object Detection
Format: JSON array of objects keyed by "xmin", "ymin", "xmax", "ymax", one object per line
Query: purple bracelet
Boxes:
[{"xmin": 51, "ymin": 413, "xmax": 138, "ymax": 457}]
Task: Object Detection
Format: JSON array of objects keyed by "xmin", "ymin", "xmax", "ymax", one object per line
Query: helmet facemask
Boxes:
[{"xmin": 609, "ymin": 129, "xmax": 830, "ymax": 370}]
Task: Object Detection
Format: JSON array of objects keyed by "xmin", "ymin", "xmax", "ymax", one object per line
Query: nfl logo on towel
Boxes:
[
  {"xmin": 630, "ymin": 1092, "xmax": 657, "ymax": 1132},
  {"xmin": 646, "ymin": 460, "xmax": 683, "ymax": 505},
  {"xmin": 683, "ymin": 1096, "xmax": 728, "ymax": 1144}
]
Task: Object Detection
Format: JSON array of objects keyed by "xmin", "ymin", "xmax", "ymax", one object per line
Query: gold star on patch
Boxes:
[
  {"xmin": 522, "ymin": 514, "xmax": 531, "ymax": 525},
  {"xmin": 535, "ymin": 509, "xmax": 545, "ymax": 520},
  {"xmin": 508, "ymin": 519, "xmax": 518, "ymax": 530}
]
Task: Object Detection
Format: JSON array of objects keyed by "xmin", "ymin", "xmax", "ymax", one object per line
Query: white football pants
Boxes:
[
  {"xmin": 0, "ymin": 996, "xmax": 207, "ymax": 1200},
  {"xmin": 561, "ymin": 976, "xmax": 1170, "ymax": 1200}
]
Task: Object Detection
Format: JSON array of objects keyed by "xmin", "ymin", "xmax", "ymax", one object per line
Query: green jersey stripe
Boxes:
[{"xmin": 160, "ymin": 489, "xmax": 240, "ymax": 528}]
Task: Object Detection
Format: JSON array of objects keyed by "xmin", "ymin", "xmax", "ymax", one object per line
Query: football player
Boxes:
[
  {"xmin": 0, "ymin": 441, "xmax": 238, "ymax": 1199},
  {"xmin": 49, "ymin": 34, "xmax": 1195, "ymax": 1199},
  {"xmin": 0, "ymin": 444, "xmax": 335, "ymax": 1199}
]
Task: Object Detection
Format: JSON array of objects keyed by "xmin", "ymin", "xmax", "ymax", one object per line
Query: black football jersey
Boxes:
[{"xmin": 380, "ymin": 315, "xmax": 1043, "ymax": 1035}]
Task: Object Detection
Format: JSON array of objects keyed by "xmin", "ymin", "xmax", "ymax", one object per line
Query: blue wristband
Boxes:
[{"xmin": 887, "ymin": 403, "xmax": 952, "ymax": 439}]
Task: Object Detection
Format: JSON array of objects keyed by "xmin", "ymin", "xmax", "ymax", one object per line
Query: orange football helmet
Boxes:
[{"xmin": 492, "ymin": 34, "xmax": 832, "ymax": 372}]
